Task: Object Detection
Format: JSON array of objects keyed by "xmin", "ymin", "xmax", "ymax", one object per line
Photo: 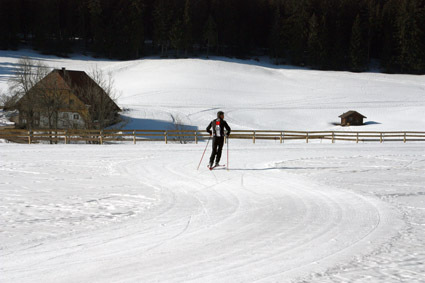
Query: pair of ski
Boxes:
[
  {"xmin": 197, "ymin": 136, "xmax": 229, "ymax": 171},
  {"xmin": 207, "ymin": 164, "xmax": 226, "ymax": 171}
]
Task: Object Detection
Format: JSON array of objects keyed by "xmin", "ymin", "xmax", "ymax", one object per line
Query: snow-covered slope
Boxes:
[{"xmin": 1, "ymin": 50, "xmax": 424, "ymax": 131}]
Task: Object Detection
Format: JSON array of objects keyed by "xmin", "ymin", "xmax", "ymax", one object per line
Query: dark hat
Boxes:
[{"xmin": 217, "ymin": 111, "xmax": 224, "ymax": 117}]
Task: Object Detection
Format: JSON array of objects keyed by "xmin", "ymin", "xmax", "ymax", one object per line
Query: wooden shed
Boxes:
[{"xmin": 339, "ymin": 111, "xmax": 366, "ymax": 126}]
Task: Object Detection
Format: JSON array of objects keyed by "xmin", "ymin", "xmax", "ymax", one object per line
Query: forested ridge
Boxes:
[{"xmin": 1, "ymin": 0, "xmax": 424, "ymax": 73}]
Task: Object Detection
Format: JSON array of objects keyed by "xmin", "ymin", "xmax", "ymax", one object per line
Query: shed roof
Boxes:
[
  {"xmin": 55, "ymin": 69, "xmax": 121, "ymax": 112},
  {"xmin": 19, "ymin": 68, "xmax": 121, "ymax": 112},
  {"xmin": 339, "ymin": 110, "xmax": 366, "ymax": 119}
]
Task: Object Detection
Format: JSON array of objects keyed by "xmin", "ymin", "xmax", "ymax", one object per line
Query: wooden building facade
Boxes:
[{"xmin": 339, "ymin": 111, "xmax": 366, "ymax": 126}]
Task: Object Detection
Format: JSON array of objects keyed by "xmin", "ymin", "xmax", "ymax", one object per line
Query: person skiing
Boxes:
[{"xmin": 206, "ymin": 111, "xmax": 231, "ymax": 169}]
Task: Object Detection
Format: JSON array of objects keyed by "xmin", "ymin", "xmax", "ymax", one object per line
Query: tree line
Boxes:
[{"xmin": 0, "ymin": 0, "xmax": 424, "ymax": 73}]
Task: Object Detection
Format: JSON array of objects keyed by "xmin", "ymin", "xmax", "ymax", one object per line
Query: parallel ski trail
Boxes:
[{"xmin": 1, "ymin": 145, "xmax": 404, "ymax": 283}]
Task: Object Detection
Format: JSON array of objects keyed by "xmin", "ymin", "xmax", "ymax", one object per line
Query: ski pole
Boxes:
[
  {"xmin": 197, "ymin": 136, "xmax": 211, "ymax": 170},
  {"xmin": 227, "ymin": 135, "xmax": 229, "ymax": 171}
]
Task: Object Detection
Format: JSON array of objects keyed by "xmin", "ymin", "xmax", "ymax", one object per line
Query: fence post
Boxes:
[
  {"xmin": 195, "ymin": 131, "xmax": 198, "ymax": 144},
  {"xmin": 356, "ymin": 132, "xmax": 359, "ymax": 143},
  {"xmin": 28, "ymin": 130, "xmax": 31, "ymax": 144},
  {"xmin": 380, "ymin": 133, "xmax": 383, "ymax": 143},
  {"xmin": 280, "ymin": 131, "xmax": 283, "ymax": 144},
  {"xmin": 165, "ymin": 131, "xmax": 168, "ymax": 144},
  {"xmin": 64, "ymin": 130, "xmax": 68, "ymax": 144},
  {"xmin": 253, "ymin": 131, "xmax": 256, "ymax": 144},
  {"xmin": 100, "ymin": 130, "xmax": 103, "ymax": 145},
  {"xmin": 404, "ymin": 132, "xmax": 407, "ymax": 143},
  {"xmin": 133, "ymin": 130, "xmax": 136, "ymax": 144},
  {"xmin": 332, "ymin": 132, "xmax": 335, "ymax": 143},
  {"xmin": 306, "ymin": 132, "xmax": 309, "ymax": 143}
]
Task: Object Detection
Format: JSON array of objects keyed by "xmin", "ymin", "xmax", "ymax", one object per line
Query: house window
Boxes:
[
  {"xmin": 34, "ymin": 120, "xmax": 39, "ymax": 126},
  {"xmin": 63, "ymin": 113, "xmax": 69, "ymax": 119},
  {"xmin": 73, "ymin": 114, "xmax": 80, "ymax": 120},
  {"xmin": 22, "ymin": 119, "xmax": 27, "ymax": 123}
]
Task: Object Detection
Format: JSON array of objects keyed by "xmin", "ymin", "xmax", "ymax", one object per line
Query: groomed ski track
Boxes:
[{"xmin": 1, "ymin": 143, "xmax": 406, "ymax": 283}]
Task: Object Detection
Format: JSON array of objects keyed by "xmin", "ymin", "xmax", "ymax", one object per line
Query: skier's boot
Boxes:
[
  {"xmin": 214, "ymin": 162, "xmax": 220, "ymax": 167},
  {"xmin": 209, "ymin": 162, "xmax": 214, "ymax": 169}
]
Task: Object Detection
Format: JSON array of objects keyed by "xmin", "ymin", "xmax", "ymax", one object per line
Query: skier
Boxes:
[{"xmin": 206, "ymin": 111, "xmax": 231, "ymax": 169}]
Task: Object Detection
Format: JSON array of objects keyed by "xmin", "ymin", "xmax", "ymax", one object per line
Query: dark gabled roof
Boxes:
[
  {"xmin": 56, "ymin": 69, "xmax": 90, "ymax": 89},
  {"xmin": 339, "ymin": 110, "xmax": 366, "ymax": 119},
  {"xmin": 18, "ymin": 68, "xmax": 121, "ymax": 112},
  {"xmin": 54, "ymin": 69, "xmax": 121, "ymax": 112}
]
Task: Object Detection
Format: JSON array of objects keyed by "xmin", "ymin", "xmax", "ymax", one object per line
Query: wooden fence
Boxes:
[{"xmin": 1, "ymin": 129, "xmax": 425, "ymax": 144}]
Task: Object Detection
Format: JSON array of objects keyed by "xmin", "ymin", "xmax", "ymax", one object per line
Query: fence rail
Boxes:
[{"xmin": 1, "ymin": 129, "xmax": 425, "ymax": 144}]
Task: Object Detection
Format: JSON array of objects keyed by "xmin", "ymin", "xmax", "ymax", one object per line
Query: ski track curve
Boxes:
[{"xmin": 1, "ymin": 148, "xmax": 401, "ymax": 283}]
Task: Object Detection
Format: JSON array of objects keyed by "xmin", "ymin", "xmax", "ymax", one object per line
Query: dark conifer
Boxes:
[
  {"xmin": 350, "ymin": 15, "xmax": 368, "ymax": 71},
  {"xmin": 0, "ymin": 0, "xmax": 423, "ymax": 73},
  {"xmin": 204, "ymin": 15, "xmax": 218, "ymax": 58},
  {"xmin": 397, "ymin": 0, "xmax": 425, "ymax": 73}
]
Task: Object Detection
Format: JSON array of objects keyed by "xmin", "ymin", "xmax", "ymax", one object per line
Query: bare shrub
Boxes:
[
  {"xmin": 71, "ymin": 66, "xmax": 121, "ymax": 129},
  {"xmin": 7, "ymin": 57, "xmax": 52, "ymax": 129},
  {"xmin": 171, "ymin": 114, "xmax": 192, "ymax": 144}
]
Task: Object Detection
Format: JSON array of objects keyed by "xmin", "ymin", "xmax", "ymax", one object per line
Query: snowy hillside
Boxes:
[{"xmin": 1, "ymin": 50, "xmax": 424, "ymax": 131}]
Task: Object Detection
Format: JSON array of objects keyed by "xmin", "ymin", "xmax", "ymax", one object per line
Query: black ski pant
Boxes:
[{"xmin": 209, "ymin": 136, "xmax": 224, "ymax": 165}]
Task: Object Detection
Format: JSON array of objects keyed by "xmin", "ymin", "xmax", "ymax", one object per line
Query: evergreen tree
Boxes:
[
  {"xmin": 88, "ymin": 0, "xmax": 104, "ymax": 56},
  {"xmin": 365, "ymin": 1, "xmax": 379, "ymax": 64},
  {"xmin": 182, "ymin": 0, "xmax": 192, "ymax": 57},
  {"xmin": 307, "ymin": 13, "xmax": 325, "ymax": 68},
  {"xmin": 204, "ymin": 15, "xmax": 218, "ymax": 58},
  {"xmin": 126, "ymin": 0, "xmax": 145, "ymax": 58},
  {"xmin": 397, "ymin": 0, "xmax": 425, "ymax": 73},
  {"xmin": 287, "ymin": 0, "xmax": 310, "ymax": 65},
  {"xmin": 381, "ymin": 0, "xmax": 399, "ymax": 71},
  {"xmin": 169, "ymin": 19, "xmax": 184, "ymax": 57},
  {"xmin": 153, "ymin": 0, "xmax": 171, "ymax": 57},
  {"xmin": 269, "ymin": 1, "xmax": 283, "ymax": 63},
  {"xmin": 0, "ymin": 0, "xmax": 20, "ymax": 50},
  {"xmin": 0, "ymin": 0, "xmax": 423, "ymax": 73},
  {"xmin": 350, "ymin": 15, "xmax": 368, "ymax": 71},
  {"xmin": 32, "ymin": 0, "xmax": 52, "ymax": 53}
]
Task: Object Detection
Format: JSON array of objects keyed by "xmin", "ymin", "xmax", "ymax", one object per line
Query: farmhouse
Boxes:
[
  {"xmin": 15, "ymin": 68, "xmax": 120, "ymax": 129},
  {"xmin": 339, "ymin": 111, "xmax": 366, "ymax": 126}
]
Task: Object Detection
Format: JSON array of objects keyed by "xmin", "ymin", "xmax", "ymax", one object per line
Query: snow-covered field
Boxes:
[
  {"xmin": 1, "ymin": 142, "xmax": 424, "ymax": 282},
  {"xmin": 1, "ymin": 50, "xmax": 425, "ymax": 282}
]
